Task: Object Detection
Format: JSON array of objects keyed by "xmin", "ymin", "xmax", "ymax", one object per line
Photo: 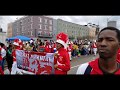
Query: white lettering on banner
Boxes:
[{"xmin": 16, "ymin": 50, "xmax": 54, "ymax": 74}]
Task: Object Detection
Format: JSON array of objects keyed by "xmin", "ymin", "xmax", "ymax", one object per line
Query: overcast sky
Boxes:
[{"xmin": 1, "ymin": 15, "xmax": 120, "ymax": 32}]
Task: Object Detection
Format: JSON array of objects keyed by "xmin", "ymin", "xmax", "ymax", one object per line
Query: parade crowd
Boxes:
[
  {"xmin": 0, "ymin": 32, "xmax": 98, "ymax": 75},
  {"xmin": 1, "ymin": 26, "xmax": 120, "ymax": 75}
]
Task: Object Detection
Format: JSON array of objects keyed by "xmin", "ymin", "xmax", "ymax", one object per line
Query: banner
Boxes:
[{"xmin": 16, "ymin": 50, "xmax": 54, "ymax": 74}]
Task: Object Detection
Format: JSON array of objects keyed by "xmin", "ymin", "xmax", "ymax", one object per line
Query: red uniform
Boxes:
[
  {"xmin": 54, "ymin": 47, "xmax": 70, "ymax": 74},
  {"xmin": 77, "ymin": 58, "xmax": 120, "ymax": 74},
  {"xmin": 0, "ymin": 47, "xmax": 4, "ymax": 75},
  {"xmin": 45, "ymin": 45, "xmax": 51, "ymax": 53},
  {"xmin": 44, "ymin": 42, "xmax": 52, "ymax": 53}
]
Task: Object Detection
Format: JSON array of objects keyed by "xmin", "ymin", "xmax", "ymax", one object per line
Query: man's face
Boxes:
[
  {"xmin": 97, "ymin": 30, "xmax": 120, "ymax": 59},
  {"xmin": 56, "ymin": 42, "xmax": 63, "ymax": 50}
]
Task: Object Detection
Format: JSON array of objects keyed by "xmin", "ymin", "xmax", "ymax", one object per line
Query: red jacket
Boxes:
[
  {"xmin": 54, "ymin": 47, "xmax": 70, "ymax": 74},
  {"xmin": 45, "ymin": 45, "xmax": 51, "ymax": 53}
]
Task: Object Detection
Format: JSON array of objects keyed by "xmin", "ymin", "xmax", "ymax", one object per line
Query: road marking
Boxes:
[{"xmin": 71, "ymin": 65, "xmax": 80, "ymax": 69}]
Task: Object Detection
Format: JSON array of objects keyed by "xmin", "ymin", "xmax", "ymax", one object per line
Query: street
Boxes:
[{"xmin": 68, "ymin": 54, "xmax": 99, "ymax": 74}]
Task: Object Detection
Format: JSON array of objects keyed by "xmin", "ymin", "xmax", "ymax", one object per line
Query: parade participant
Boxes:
[
  {"xmin": 76, "ymin": 27, "xmax": 120, "ymax": 74},
  {"xmin": 67, "ymin": 41, "xmax": 73, "ymax": 61},
  {"xmin": 54, "ymin": 32, "xmax": 70, "ymax": 74},
  {"xmin": 6, "ymin": 44, "xmax": 13, "ymax": 73},
  {"xmin": 0, "ymin": 43, "xmax": 6, "ymax": 71},
  {"xmin": 92, "ymin": 40, "xmax": 97, "ymax": 56},
  {"xmin": 0, "ymin": 46, "xmax": 4, "ymax": 75},
  {"xmin": 44, "ymin": 41, "xmax": 52, "ymax": 53},
  {"xmin": 11, "ymin": 38, "xmax": 23, "ymax": 74}
]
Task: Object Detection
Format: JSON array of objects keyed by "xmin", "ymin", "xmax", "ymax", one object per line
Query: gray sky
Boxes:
[{"xmin": 1, "ymin": 15, "xmax": 120, "ymax": 32}]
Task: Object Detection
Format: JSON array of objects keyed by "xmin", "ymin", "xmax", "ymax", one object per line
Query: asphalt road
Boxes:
[{"xmin": 68, "ymin": 54, "xmax": 99, "ymax": 74}]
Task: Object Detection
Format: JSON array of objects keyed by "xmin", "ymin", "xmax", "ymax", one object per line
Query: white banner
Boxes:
[{"xmin": 16, "ymin": 50, "xmax": 54, "ymax": 74}]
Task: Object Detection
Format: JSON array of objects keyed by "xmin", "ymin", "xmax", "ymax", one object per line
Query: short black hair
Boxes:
[
  {"xmin": 97, "ymin": 27, "xmax": 120, "ymax": 42},
  {"xmin": 0, "ymin": 43, "xmax": 5, "ymax": 47}
]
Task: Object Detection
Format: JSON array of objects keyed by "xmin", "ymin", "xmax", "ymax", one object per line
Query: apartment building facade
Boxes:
[
  {"xmin": 12, "ymin": 16, "xmax": 53, "ymax": 41},
  {"xmin": 57, "ymin": 19, "xmax": 89, "ymax": 40},
  {"xmin": 7, "ymin": 22, "xmax": 13, "ymax": 38}
]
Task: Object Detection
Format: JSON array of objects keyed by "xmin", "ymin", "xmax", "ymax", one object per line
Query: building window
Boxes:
[
  {"xmin": 31, "ymin": 16, "xmax": 33, "ymax": 22},
  {"xmin": 28, "ymin": 18, "xmax": 30, "ymax": 22},
  {"xmin": 17, "ymin": 28, "xmax": 19, "ymax": 32},
  {"xmin": 44, "ymin": 25, "xmax": 47, "ymax": 30},
  {"xmin": 49, "ymin": 20, "xmax": 52, "ymax": 25},
  {"xmin": 31, "ymin": 23, "xmax": 33, "ymax": 29},
  {"xmin": 45, "ymin": 19, "xmax": 47, "ymax": 24},
  {"xmin": 39, "ymin": 24, "xmax": 42, "ymax": 29},
  {"xmin": 22, "ymin": 26, "xmax": 24, "ymax": 31},
  {"xmin": 31, "ymin": 31, "xmax": 33, "ymax": 36},
  {"xmin": 39, "ymin": 17, "xmax": 42, "ymax": 23},
  {"xmin": 49, "ymin": 26, "xmax": 52, "ymax": 31}
]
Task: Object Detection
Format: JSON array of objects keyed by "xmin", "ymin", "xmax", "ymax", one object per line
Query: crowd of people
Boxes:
[{"xmin": 1, "ymin": 26, "xmax": 120, "ymax": 75}]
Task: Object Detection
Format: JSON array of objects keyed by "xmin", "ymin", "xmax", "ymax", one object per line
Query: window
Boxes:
[
  {"xmin": 44, "ymin": 25, "xmax": 47, "ymax": 30},
  {"xmin": 39, "ymin": 24, "xmax": 42, "ymax": 29},
  {"xmin": 31, "ymin": 31, "xmax": 33, "ymax": 36},
  {"xmin": 31, "ymin": 23, "xmax": 33, "ymax": 29},
  {"xmin": 39, "ymin": 17, "xmax": 42, "ymax": 23},
  {"xmin": 49, "ymin": 20, "xmax": 52, "ymax": 25},
  {"xmin": 28, "ymin": 18, "xmax": 30, "ymax": 22},
  {"xmin": 49, "ymin": 26, "xmax": 52, "ymax": 31},
  {"xmin": 31, "ymin": 16, "xmax": 33, "ymax": 22},
  {"xmin": 22, "ymin": 26, "xmax": 24, "ymax": 31},
  {"xmin": 44, "ymin": 19, "xmax": 47, "ymax": 24}
]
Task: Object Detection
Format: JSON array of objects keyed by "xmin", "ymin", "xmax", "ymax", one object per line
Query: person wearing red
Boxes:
[
  {"xmin": 92, "ymin": 40, "xmax": 97, "ymax": 56},
  {"xmin": 51, "ymin": 42, "xmax": 57, "ymax": 53},
  {"xmin": 11, "ymin": 38, "xmax": 23, "ymax": 74},
  {"xmin": 54, "ymin": 32, "xmax": 70, "ymax": 74},
  {"xmin": 45, "ymin": 41, "xmax": 52, "ymax": 53},
  {"xmin": 67, "ymin": 41, "xmax": 73, "ymax": 61},
  {"xmin": 0, "ymin": 46, "xmax": 4, "ymax": 75},
  {"xmin": 76, "ymin": 27, "xmax": 120, "ymax": 74}
]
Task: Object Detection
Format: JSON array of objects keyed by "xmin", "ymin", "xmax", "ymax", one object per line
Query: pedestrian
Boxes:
[
  {"xmin": 0, "ymin": 46, "xmax": 4, "ymax": 75},
  {"xmin": 11, "ymin": 39, "xmax": 23, "ymax": 74},
  {"xmin": 0, "ymin": 43, "xmax": 6, "ymax": 71},
  {"xmin": 92, "ymin": 40, "xmax": 97, "ymax": 56},
  {"xmin": 6, "ymin": 44, "xmax": 13, "ymax": 73},
  {"xmin": 54, "ymin": 32, "xmax": 70, "ymax": 74},
  {"xmin": 76, "ymin": 27, "xmax": 120, "ymax": 74}
]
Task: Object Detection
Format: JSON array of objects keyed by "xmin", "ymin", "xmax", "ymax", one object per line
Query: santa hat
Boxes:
[
  {"xmin": 18, "ymin": 39, "xmax": 23, "ymax": 49},
  {"xmin": 13, "ymin": 38, "xmax": 19, "ymax": 46},
  {"xmin": 56, "ymin": 32, "xmax": 69, "ymax": 48}
]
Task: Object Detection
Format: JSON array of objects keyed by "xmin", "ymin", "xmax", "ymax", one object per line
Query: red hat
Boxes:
[
  {"xmin": 13, "ymin": 38, "xmax": 19, "ymax": 46},
  {"xmin": 56, "ymin": 32, "xmax": 68, "ymax": 48}
]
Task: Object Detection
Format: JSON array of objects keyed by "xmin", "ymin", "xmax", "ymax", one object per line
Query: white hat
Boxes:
[
  {"xmin": 13, "ymin": 38, "xmax": 19, "ymax": 46},
  {"xmin": 56, "ymin": 32, "xmax": 69, "ymax": 48}
]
